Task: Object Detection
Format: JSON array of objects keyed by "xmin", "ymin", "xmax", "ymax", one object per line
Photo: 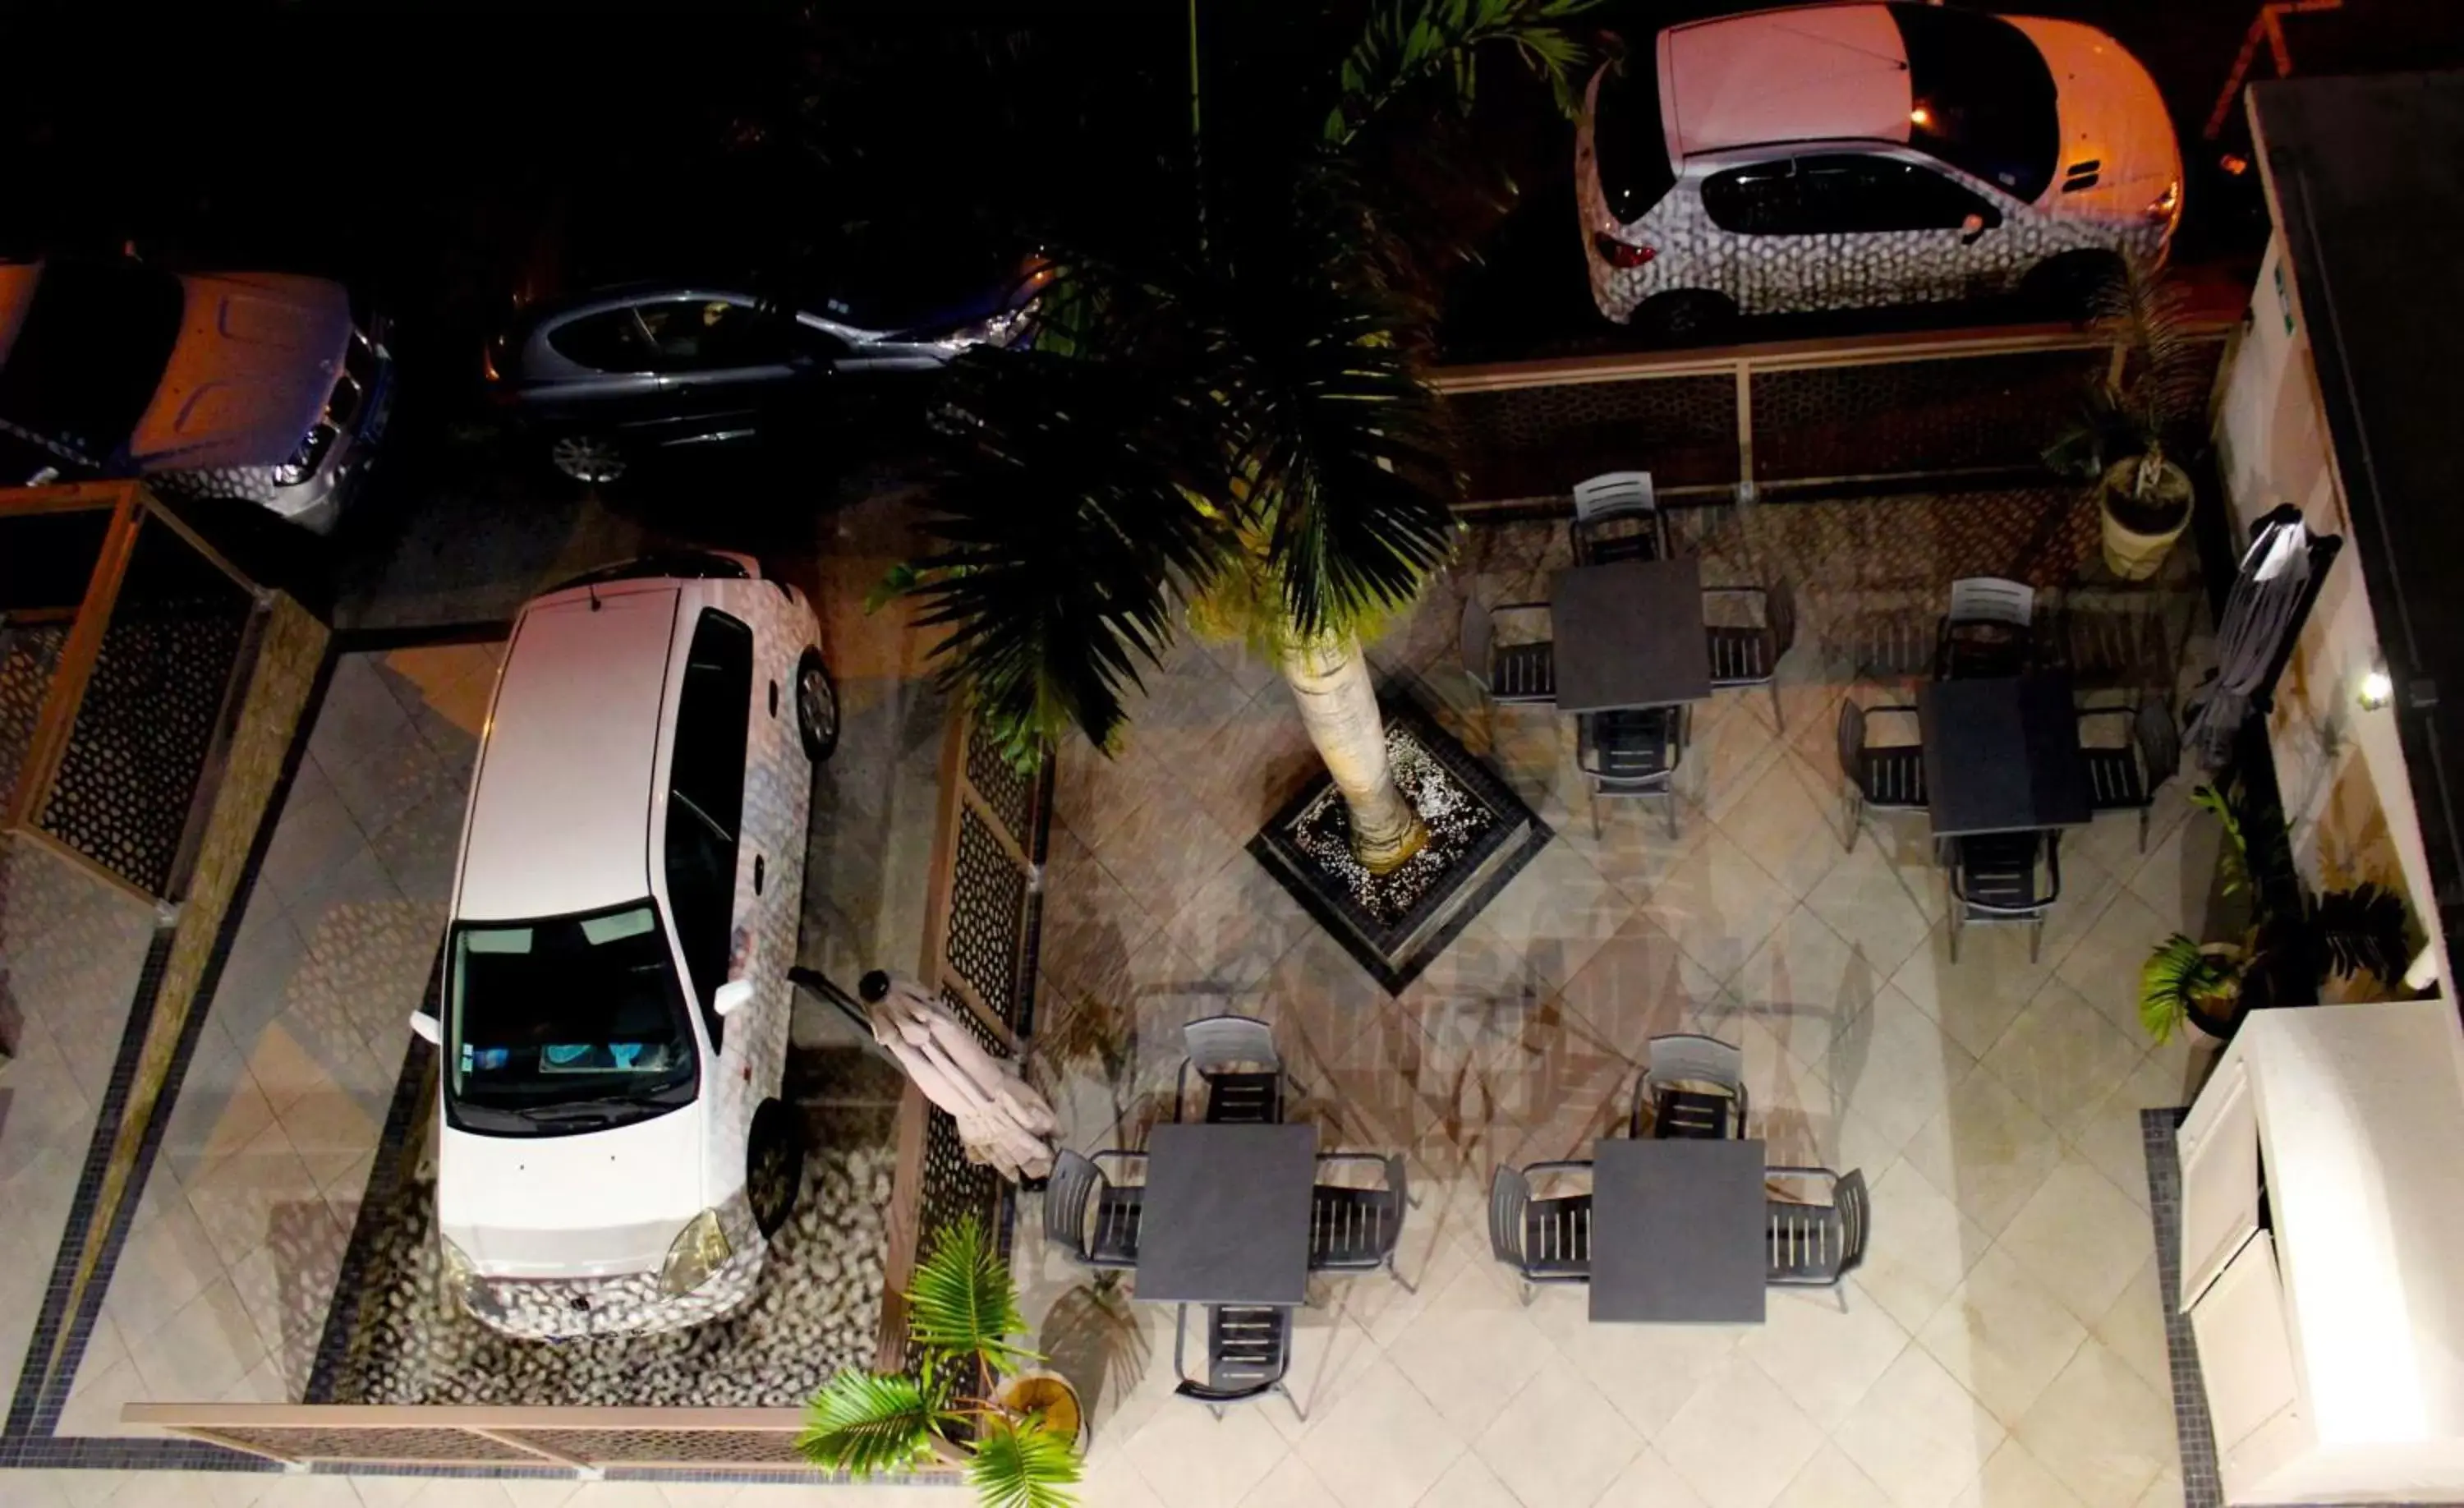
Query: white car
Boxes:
[
  {"xmin": 411, "ymin": 551, "xmax": 837, "ymax": 1337},
  {"xmin": 1578, "ymin": 2, "xmax": 2181, "ymax": 334}
]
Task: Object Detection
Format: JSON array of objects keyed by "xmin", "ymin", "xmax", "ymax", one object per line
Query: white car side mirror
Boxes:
[
  {"xmin": 714, "ymin": 979, "xmax": 756, "ymax": 1018},
  {"xmin": 408, "ymin": 1011, "xmax": 441, "ymax": 1046}
]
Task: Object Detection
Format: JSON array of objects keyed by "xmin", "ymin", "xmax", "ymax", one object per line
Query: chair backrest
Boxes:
[
  {"xmin": 2135, "ymin": 698, "xmax": 2181, "ymax": 784},
  {"xmin": 1834, "ymin": 1168, "xmax": 1869, "ymax": 1281},
  {"xmin": 1646, "ymin": 1032, "xmax": 1744, "ymax": 1098},
  {"xmin": 1173, "ymin": 1305, "xmax": 1290, "ymax": 1405},
  {"xmin": 1580, "ymin": 707, "xmax": 1680, "ymax": 781},
  {"xmin": 1947, "ymin": 576, "xmax": 2035, "ymax": 628},
  {"xmin": 1460, "ymin": 597, "xmax": 1496, "ymax": 687},
  {"xmin": 1043, "ymin": 1150, "xmax": 1102, "ymax": 1262},
  {"xmin": 1487, "ymin": 1166, "xmax": 1530, "ymax": 1267},
  {"xmin": 1574, "ymin": 471, "xmax": 1656, "ymax": 522},
  {"xmin": 1184, "ymin": 1014, "xmax": 1278, "ymax": 1075},
  {"xmin": 1836, "ymin": 700, "xmax": 1867, "ymax": 785},
  {"xmin": 1954, "ymin": 832, "xmax": 2058, "ymax": 911}
]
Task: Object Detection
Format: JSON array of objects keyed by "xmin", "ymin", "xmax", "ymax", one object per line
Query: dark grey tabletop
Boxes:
[
  {"xmin": 1550, "ymin": 558, "xmax": 1712, "ymax": 714},
  {"xmin": 1134, "ymin": 1123, "xmax": 1318, "ymax": 1305},
  {"xmin": 1918, "ymin": 674, "xmax": 2092, "ymax": 837},
  {"xmin": 1590, "ymin": 1137, "xmax": 1767, "ymax": 1323}
]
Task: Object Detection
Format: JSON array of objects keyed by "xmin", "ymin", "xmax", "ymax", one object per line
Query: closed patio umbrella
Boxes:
[
  {"xmin": 861, "ymin": 969, "xmax": 1059, "ymax": 1183},
  {"xmin": 2184, "ymin": 511, "xmax": 2317, "ymax": 772}
]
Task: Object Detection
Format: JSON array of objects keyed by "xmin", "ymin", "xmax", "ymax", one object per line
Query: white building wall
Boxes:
[{"xmin": 2211, "ymin": 232, "xmax": 2448, "ymax": 995}]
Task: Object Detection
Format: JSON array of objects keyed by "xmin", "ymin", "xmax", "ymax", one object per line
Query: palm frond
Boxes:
[
  {"xmin": 905, "ymin": 347, "xmax": 1234, "ymax": 763},
  {"xmin": 2140, "ymin": 934, "xmax": 2234, "ymax": 1045},
  {"xmin": 967, "ymin": 1417, "xmax": 1083, "ymax": 1508},
  {"xmin": 798, "ymin": 1371, "xmax": 943, "ymax": 1477},
  {"xmin": 905, "ymin": 1215, "xmax": 1038, "ymax": 1382},
  {"xmin": 1326, "ymin": 0, "xmax": 1602, "ymax": 145},
  {"xmin": 2309, "ymin": 882, "xmax": 2411, "ymax": 984}
]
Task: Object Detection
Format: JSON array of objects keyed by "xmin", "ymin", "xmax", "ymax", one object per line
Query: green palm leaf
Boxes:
[
  {"xmin": 797, "ymin": 1371, "xmax": 942, "ymax": 1477},
  {"xmin": 967, "ymin": 1416, "xmax": 1083, "ymax": 1508},
  {"xmin": 906, "ymin": 1215, "xmax": 1039, "ymax": 1383}
]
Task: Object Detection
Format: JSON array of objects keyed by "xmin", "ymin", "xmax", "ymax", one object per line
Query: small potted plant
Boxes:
[
  {"xmin": 2043, "ymin": 257, "xmax": 2206, "ymax": 581},
  {"xmin": 2140, "ymin": 785, "xmax": 2414, "ymax": 1044},
  {"xmin": 800, "ymin": 1215, "xmax": 1083, "ymax": 1506}
]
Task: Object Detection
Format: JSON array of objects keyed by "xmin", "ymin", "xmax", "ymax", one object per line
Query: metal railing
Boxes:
[{"xmin": 1433, "ymin": 320, "xmax": 2232, "ymax": 510}]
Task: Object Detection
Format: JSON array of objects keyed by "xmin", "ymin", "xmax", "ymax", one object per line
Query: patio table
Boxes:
[
  {"xmin": 1549, "ymin": 557, "xmax": 1712, "ymax": 714},
  {"xmin": 1590, "ymin": 1137, "xmax": 1767, "ymax": 1323},
  {"xmin": 1133, "ymin": 1123, "xmax": 1317, "ymax": 1305},
  {"xmin": 1918, "ymin": 673, "xmax": 2093, "ymax": 838}
]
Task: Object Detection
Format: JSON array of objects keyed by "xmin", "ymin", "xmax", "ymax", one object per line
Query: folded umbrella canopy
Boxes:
[
  {"xmin": 2185, "ymin": 510, "xmax": 2319, "ymax": 772},
  {"xmin": 862, "ymin": 970, "xmax": 1058, "ymax": 1182}
]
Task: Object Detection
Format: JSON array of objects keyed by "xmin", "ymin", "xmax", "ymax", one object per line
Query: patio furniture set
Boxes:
[
  {"xmin": 1838, "ymin": 575, "xmax": 2183, "ymax": 961},
  {"xmin": 1045, "ymin": 1015, "xmax": 1409, "ymax": 1422},
  {"xmin": 1491, "ymin": 1032, "xmax": 1867, "ymax": 1323},
  {"xmin": 1463, "ymin": 471, "xmax": 2183, "ymax": 960},
  {"xmin": 1047, "ymin": 1020, "xmax": 1873, "ymax": 1423}
]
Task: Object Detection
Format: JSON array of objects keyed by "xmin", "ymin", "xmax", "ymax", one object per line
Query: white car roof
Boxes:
[
  {"xmin": 456, "ymin": 582, "xmax": 678, "ymax": 922},
  {"xmin": 1661, "ymin": 4, "xmax": 1913, "ymax": 159}
]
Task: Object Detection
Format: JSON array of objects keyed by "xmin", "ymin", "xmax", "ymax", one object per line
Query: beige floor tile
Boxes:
[
  {"xmin": 1802, "ymin": 829, "xmax": 1941, "ymax": 973},
  {"xmin": 1915, "ymin": 1247, "xmax": 2089, "ymax": 1428},
  {"xmin": 1826, "ymin": 986, "xmax": 1977, "ymax": 1174},
  {"xmin": 1993, "ymin": 1157, "xmax": 2153, "ymax": 1328},
  {"xmin": 1473, "ymin": 1365, "xmax": 1643, "ymax": 1508},
  {"xmin": 126, "ymin": 1274, "xmax": 266, "ymax": 1404},
  {"xmin": 1836, "ymin": 1346, "xmax": 2006, "ymax": 1508},
  {"xmin": 1592, "ymin": 1443, "xmax": 1712, "ymax": 1508},
  {"xmin": 1886, "ymin": 922, "xmax": 2049, "ymax": 1066},
  {"xmin": 1976, "ymin": 983, "xmax": 2149, "ymax": 1144},
  {"xmin": 1685, "ymin": 697, "xmax": 1790, "ymax": 827},
  {"xmin": 1554, "ymin": 912, "xmax": 1728, "ymax": 1056},
  {"xmin": 1637, "ymin": 829, "xmax": 1798, "ymax": 987},
  {"xmin": 2012, "ymin": 1337, "xmax": 2175, "ymax": 1507},
  {"xmin": 101, "ymin": 1193, "xmax": 227, "ymax": 1347},
  {"xmin": 2122, "ymin": 813, "xmax": 2224, "ymax": 931},
  {"xmin": 1546, "ymin": 775, "xmax": 1710, "ymax": 907},
  {"xmin": 2091, "ymin": 1259, "xmax": 2172, "ymax": 1400},
  {"xmin": 1717, "ymin": 752, "xmax": 1847, "ymax": 903},
  {"xmin": 1381, "ymin": 1263, "xmax": 1559, "ymax": 1435},
  {"xmin": 158, "ymin": 1022, "xmax": 280, "ymax": 1189},
  {"xmin": 1471, "ymin": 837, "xmax": 1639, "ymax": 996},
  {"xmin": 1121, "ymin": 1388, "xmax": 1294, "ymax": 1508},
  {"xmin": 1292, "ymin": 1352, "xmax": 1463, "ymax": 1508},
  {"xmin": 1232, "ymin": 1454, "xmax": 1340, "ymax": 1508},
  {"xmin": 1952, "ymin": 1438, "xmax": 2089, "ymax": 1508},
  {"xmin": 1417, "ymin": 1452, "xmax": 1522, "ymax": 1508},
  {"xmin": 1155, "ymin": 853, "xmax": 1317, "ymax": 996},
  {"xmin": 1855, "ymin": 1158, "xmax": 1992, "ymax": 1335},
  {"xmin": 1726, "ymin": 903, "xmax": 1892, "ymax": 1074},
  {"xmin": 1897, "ymin": 1069, "xmax": 2064, "ymax": 1239},
  {"xmin": 2051, "ymin": 887, "xmax": 2172, "ymax": 1037},
  {"xmin": 1522, "ymin": 1285, "xmax": 1752, "ymax": 1440},
  {"xmin": 1653, "ymin": 1357, "xmax": 1827, "ymax": 1508},
  {"xmin": 1772, "ymin": 1444, "xmax": 1896, "ymax": 1508},
  {"xmin": 53, "ymin": 1353, "xmax": 156, "ymax": 1437},
  {"xmin": 182, "ymin": 1117, "xmax": 325, "ymax": 1271},
  {"xmin": 2066, "ymin": 1055, "xmax": 2179, "ymax": 1211},
  {"xmin": 1075, "ymin": 1450, "xmax": 1170, "ymax": 1507},
  {"xmin": 1733, "ymin": 1277, "xmax": 1911, "ymax": 1428},
  {"xmin": 2128, "ymin": 1469, "xmax": 2184, "ymax": 1508}
]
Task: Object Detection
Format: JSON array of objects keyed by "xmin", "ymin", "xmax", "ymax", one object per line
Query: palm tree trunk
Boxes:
[{"xmin": 1279, "ymin": 635, "xmax": 1426, "ymax": 873}]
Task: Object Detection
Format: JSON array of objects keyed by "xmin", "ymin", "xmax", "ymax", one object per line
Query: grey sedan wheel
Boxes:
[
  {"xmin": 549, "ymin": 433, "xmax": 627, "ymax": 484},
  {"xmin": 795, "ymin": 648, "xmax": 839, "ymax": 761}
]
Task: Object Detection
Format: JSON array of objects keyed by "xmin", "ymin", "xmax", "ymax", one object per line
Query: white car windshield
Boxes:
[
  {"xmin": 444, "ymin": 901, "xmax": 699, "ymax": 1135},
  {"xmin": 1889, "ymin": 3, "xmax": 2061, "ymax": 203}
]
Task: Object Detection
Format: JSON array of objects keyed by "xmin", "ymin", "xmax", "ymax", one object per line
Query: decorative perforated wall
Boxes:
[
  {"xmin": 944, "ymin": 808, "xmax": 1027, "ymax": 1027},
  {"xmin": 1749, "ymin": 350, "xmax": 2110, "ymax": 484},
  {"xmin": 1449, "ymin": 375, "xmax": 1739, "ymax": 501}
]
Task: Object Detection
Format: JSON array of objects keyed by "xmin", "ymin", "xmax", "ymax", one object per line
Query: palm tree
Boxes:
[
  {"xmin": 885, "ymin": 0, "xmax": 1594, "ymax": 871},
  {"xmin": 800, "ymin": 1215, "xmax": 1081, "ymax": 1507}
]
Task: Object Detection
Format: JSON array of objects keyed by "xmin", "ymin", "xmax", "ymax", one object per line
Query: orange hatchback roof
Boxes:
[{"xmin": 1661, "ymin": 4, "xmax": 1914, "ymax": 158}]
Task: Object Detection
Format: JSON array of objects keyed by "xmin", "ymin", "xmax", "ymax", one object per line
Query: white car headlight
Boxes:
[
  {"xmin": 440, "ymin": 1235, "xmax": 499, "ymax": 1317},
  {"xmin": 659, "ymin": 1208, "xmax": 733, "ymax": 1297}
]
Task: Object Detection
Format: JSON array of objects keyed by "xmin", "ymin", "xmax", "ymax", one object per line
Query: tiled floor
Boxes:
[
  {"xmin": 58, "ymin": 645, "xmax": 503, "ymax": 1433},
  {"xmin": 0, "ymin": 1471, "xmax": 979, "ymax": 1506},
  {"xmin": 0, "ymin": 837, "xmax": 160, "ymax": 1407},
  {"xmin": 1018, "ymin": 503, "xmax": 2214, "ymax": 1508}
]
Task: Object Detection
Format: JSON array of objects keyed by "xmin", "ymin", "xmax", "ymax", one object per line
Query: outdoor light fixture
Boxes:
[
  {"xmin": 1909, "ymin": 105, "xmax": 1932, "ymax": 126},
  {"xmin": 2359, "ymin": 659, "xmax": 2395, "ymax": 711}
]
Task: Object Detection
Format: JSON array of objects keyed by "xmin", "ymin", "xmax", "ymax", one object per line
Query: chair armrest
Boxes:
[
  {"xmin": 1313, "ymin": 1152, "xmax": 1402, "ymax": 1194},
  {"xmin": 2073, "ymin": 705, "xmax": 2136, "ymax": 724},
  {"xmin": 1090, "ymin": 1149, "xmax": 1149, "ymax": 1182},
  {"xmin": 1523, "ymin": 1159, "xmax": 1594, "ymax": 1196}
]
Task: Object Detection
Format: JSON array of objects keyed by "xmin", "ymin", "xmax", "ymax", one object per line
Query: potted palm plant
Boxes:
[
  {"xmin": 2044, "ymin": 257, "xmax": 2207, "ymax": 581},
  {"xmin": 800, "ymin": 1215, "xmax": 1083, "ymax": 1507},
  {"xmin": 2140, "ymin": 785, "xmax": 2414, "ymax": 1044}
]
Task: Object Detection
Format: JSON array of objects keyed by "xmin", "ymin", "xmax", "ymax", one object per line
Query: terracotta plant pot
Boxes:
[
  {"xmin": 2099, "ymin": 456, "xmax": 2195, "ymax": 580},
  {"xmin": 2183, "ymin": 942, "xmax": 2247, "ymax": 1043}
]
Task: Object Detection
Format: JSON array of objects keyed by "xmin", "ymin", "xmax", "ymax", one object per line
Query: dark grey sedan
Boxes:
[{"xmin": 484, "ymin": 274, "xmax": 1039, "ymax": 483}]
